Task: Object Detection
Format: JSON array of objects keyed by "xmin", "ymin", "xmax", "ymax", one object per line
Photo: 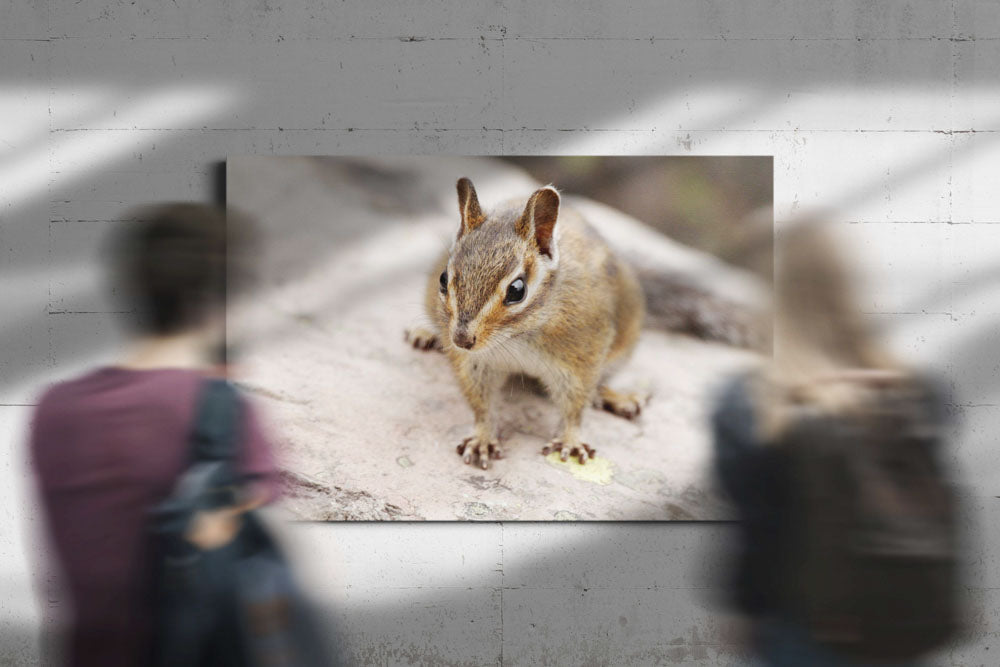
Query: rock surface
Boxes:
[{"xmin": 227, "ymin": 156, "xmax": 762, "ymax": 521}]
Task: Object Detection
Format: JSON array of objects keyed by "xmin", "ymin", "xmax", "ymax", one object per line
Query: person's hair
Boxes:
[
  {"xmin": 110, "ymin": 203, "xmax": 256, "ymax": 335},
  {"xmin": 755, "ymin": 221, "xmax": 900, "ymax": 440}
]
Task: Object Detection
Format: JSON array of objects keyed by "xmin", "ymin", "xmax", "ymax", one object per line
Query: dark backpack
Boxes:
[
  {"xmin": 149, "ymin": 378, "xmax": 335, "ymax": 667},
  {"xmin": 780, "ymin": 378, "xmax": 961, "ymax": 661}
]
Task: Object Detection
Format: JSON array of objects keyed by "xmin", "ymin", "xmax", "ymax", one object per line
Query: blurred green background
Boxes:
[{"xmin": 501, "ymin": 156, "xmax": 772, "ymax": 279}]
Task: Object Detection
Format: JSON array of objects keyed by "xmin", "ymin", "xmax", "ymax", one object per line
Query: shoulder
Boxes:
[
  {"xmin": 895, "ymin": 371, "xmax": 953, "ymax": 430},
  {"xmin": 710, "ymin": 370, "xmax": 768, "ymax": 461},
  {"xmin": 33, "ymin": 366, "xmax": 205, "ymax": 426},
  {"xmin": 32, "ymin": 369, "xmax": 104, "ymax": 420},
  {"xmin": 29, "ymin": 370, "xmax": 110, "ymax": 463},
  {"xmin": 909, "ymin": 371, "xmax": 950, "ymax": 407}
]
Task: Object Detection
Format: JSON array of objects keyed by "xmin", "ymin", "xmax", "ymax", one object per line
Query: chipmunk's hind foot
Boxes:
[
  {"xmin": 405, "ymin": 327, "xmax": 441, "ymax": 351},
  {"xmin": 542, "ymin": 440, "xmax": 596, "ymax": 464},
  {"xmin": 458, "ymin": 436, "xmax": 503, "ymax": 470},
  {"xmin": 596, "ymin": 386, "xmax": 648, "ymax": 420}
]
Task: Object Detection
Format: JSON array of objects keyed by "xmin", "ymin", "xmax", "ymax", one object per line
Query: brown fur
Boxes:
[{"xmin": 409, "ymin": 178, "xmax": 645, "ymax": 468}]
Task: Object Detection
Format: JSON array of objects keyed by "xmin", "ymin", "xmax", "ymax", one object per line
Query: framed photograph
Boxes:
[{"xmin": 227, "ymin": 156, "xmax": 771, "ymax": 521}]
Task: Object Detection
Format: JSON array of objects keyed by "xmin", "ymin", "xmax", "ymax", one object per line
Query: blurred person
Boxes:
[
  {"xmin": 712, "ymin": 223, "xmax": 963, "ymax": 666},
  {"xmin": 28, "ymin": 204, "xmax": 289, "ymax": 665}
]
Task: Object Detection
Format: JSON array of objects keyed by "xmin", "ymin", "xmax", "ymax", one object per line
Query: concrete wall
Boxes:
[{"xmin": 1, "ymin": 2, "xmax": 997, "ymax": 664}]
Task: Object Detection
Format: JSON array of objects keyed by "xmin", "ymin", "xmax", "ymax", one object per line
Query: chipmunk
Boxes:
[{"xmin": 405, "ymin": 177, "xmax": 647, "ymax": 469}]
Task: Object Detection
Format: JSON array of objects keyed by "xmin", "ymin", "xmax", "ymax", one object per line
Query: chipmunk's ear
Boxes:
[
  {"xmin": 456, "ymin": 177, "xmax": 486, "ymax": 238},
  {"xmin": 516, "ymin": 186, "xmax": 560, "ymax": 259}
]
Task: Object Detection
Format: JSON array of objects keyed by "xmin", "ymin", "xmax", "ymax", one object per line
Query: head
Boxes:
[
  {"xmin": 773, "ymin": 222, "xmax": 891, "ymax": 375},
  {"xmin": 438, "ymin": 177, "xmax": 561, "ymax": 352},
  {"xmin": 110, "ymin": 203, "xmax": 257, "ymax": 345},
  {"xmin": 755, "ymin": 221, "xmax": 900, "ymax": 438}
]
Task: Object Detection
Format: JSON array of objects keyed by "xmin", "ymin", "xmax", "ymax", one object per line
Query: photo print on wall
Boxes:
[{"xmin": 226, "ymin": 155, "xmax": 772, "ymax": 521}]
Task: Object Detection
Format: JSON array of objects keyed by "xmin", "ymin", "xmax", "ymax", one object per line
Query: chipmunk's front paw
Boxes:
[
  {"xmin": 457, "ymin": 436, "xmax": 503, "ymax": 470},
  {"xmin": 597, "ymin": 386, "xmax": 649, "ymax": 420},
  {"xmin": 405, "ymin": 327, "xmax": 440, "ymax": 351},
  {"xmin": 542, "ymin": 440, "xmax": 596, "ymax": 464}
]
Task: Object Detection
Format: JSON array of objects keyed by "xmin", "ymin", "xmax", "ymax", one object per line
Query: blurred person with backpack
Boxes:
[
  {"xmin": 30, "ymin": 204, "xmax": 333, "ymax": 666},
  {"xmin": 712, "ymin": 223, "xmax": 964, "ymax": 666}
]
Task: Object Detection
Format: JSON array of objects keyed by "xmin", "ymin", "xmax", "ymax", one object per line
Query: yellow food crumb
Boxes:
[{"xmin": 545, "ymin": 452, "xmax": 614, "ymax": 485}]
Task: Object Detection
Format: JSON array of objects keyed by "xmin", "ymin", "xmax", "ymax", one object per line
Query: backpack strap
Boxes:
[
  {"xmin": 190, "ymin": 378, "xmax": 242, "ymax": 463},
  {"xmin": 184, "ymin": 378, "xmax": 244, "ymax": 508}
]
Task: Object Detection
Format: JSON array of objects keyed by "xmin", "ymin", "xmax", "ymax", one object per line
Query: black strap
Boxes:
[
  {"xmin": 190, "ymin": 378, "xmax": 242, "ymax": 464},
  {"xmin": 185, "ymin": 378, "xmax": 243, "ymax": 507}
]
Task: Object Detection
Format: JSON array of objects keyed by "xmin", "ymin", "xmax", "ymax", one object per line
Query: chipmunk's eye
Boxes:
[
  {"xmin": 439, "ymin": 271, "xmax": 448, "ymax": 294},
  {"xmin": 504, "ymin": 277, "xmax": 526, "ymax": 305}
]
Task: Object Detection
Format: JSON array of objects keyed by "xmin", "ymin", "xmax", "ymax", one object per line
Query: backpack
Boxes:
[
  {"xmin": 149, "ymin": 378, "xmax": 335, "ymax": 667},
  {"xmin": 780, "ymin": 378, "xmax": 961, "ymax": 661}
]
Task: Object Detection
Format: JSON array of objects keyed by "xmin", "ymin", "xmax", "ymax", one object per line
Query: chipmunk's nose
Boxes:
[{"xmin": 452, "ymin": 327, "xmax": 476, "ymax": 350}]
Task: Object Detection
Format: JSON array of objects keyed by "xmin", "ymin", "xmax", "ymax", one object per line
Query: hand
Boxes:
[{"xmin": 185, "ymin": 507, "xmax": 241, "ymax": 550}]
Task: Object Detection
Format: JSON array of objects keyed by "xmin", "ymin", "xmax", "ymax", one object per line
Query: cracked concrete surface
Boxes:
[{"xmin": 228, "ymin": 156, "xmax": 762, "ymax": 521}]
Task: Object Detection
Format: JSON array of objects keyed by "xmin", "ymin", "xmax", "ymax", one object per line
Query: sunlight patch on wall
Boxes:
[{"xmin": 0, "ymin": 84, "xmax": 242, "ymax": 211}]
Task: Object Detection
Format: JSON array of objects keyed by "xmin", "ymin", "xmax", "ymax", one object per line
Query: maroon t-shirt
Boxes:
[{"xmin": 30, "ymin": 367, "xmax": 280, "ymax": 667}]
